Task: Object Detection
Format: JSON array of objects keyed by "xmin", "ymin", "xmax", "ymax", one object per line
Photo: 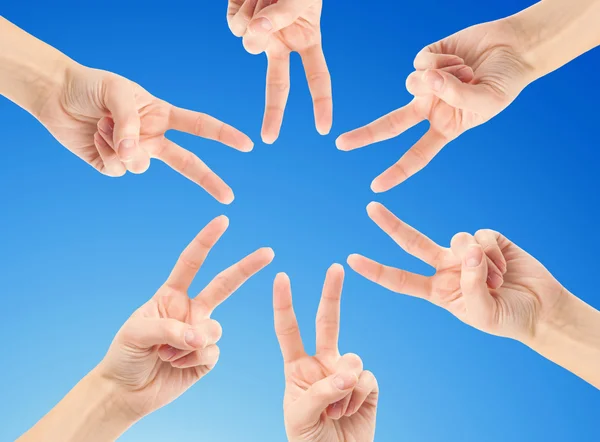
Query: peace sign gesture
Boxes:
[
  {"xmin": 97, "ymin": 216, "xmax": 274, "ymax": 420},
  {"xmin": 347, "ymin": 202, "xmax": 565, "ymax": 343},
  {"xmin": 227, "ymin": 0, "xmax": 332, "ymax": 143},
  {"xmin": 273, "ymin": 264, "xmax": 378, "ymax": 442}
]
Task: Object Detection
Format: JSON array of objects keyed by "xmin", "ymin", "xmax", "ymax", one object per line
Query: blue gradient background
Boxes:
[{"xmin": 1, "ymin": 1, "xmax": 599, "ymax": 441}]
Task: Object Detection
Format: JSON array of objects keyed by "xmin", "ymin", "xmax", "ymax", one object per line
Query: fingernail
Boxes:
[
  {"xmin": 118, "ymin": 139, "xmax": 137, "ymax": 161},
  {"xmin": 98, "ymin": 119, "xmax": 113, "ymax": 133},
  {"xmin": 424, "ymin": 71, "xmax": 444, "ymax": 92},
  {"xmin": 456, "ymin": 66, "xmax": 472, "ymax": 82},
  {"xmin": 185, "ymin": 329, "xmax": 203, "ymax": 347},
  {"xmin": 465, "ymin": 246, "xmax": 483, "ymax": 268},
  {"xmin": 330, "ymin": 401, "xmax": 342, "ymax": 418},
  {"xmin": 488, "ymin": 272, "xmax": 503, "ymax": 288},
  {"xmin": 250, "ymin": 17, "xmax": 273, "ymax": 34},
  {"xmin": 333, "ymin": 373, "xmax": 352, "ymax": 390},
  {"xmin": 165, "ymin": 346, "xmax": 177, "ymax": 361}
]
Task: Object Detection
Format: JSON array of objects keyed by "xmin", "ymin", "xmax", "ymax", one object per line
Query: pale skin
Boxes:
[
  {"xmin": 18, "ymin": 216, "xmax": 275, "ymax": 441},
  {"xmin": 0, "ymin": 17, "xmax": 254, "ymax": 204},
  {"xmin": 336, "ymin": 0, "xmax": 600, "ymax": 192},
  {"xmin": 348, "ymin": 202, "xmax": 600, "ymax": 389},
  {"xmin": 227, "ymin": 0, "xmax": 332, "ymax": 143},
  {"xmin": 274, "ymin": 265, "xmax": 378, "ymax": 442}
]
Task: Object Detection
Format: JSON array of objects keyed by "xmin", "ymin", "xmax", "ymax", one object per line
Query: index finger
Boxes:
[
  {"xmin": 371, "ymin": 128, "xmax": 449, "ymax": 192},
  {"xmin": 300, "ymin": 44, "xmax": 333, "ymax": 136},
  {"xmin": 315, "ymin": 264, "xmax": 344, "ymax": 355},
  {"xmin": 273, "ymin": 272, "xmax": 306, "ymax": 363},
  {"xmin": 195, "ymin": 247, "xmax": 275, "ymax": 314},
  {"xmin": 366, "ymin": 202, "xmax": 444, "ymax": 267},
  {"xmin": 165, "ymin": 215, "xmax": 230, "ymax": 291},
  {"xmin": 169, "ymin": 106, "xmax": 254, "ymax": 152},
  {"xmin": 335, "ymin": 102, "xmax": 422, "ymax": 151},
  {"xmin": 155, "ymin": 139, "xmax": 234, "ymax": 204}
]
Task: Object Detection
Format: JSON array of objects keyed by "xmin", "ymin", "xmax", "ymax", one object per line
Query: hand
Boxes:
[
  {"xmin": 227, "ymin": 0, "xmax": 332, "ymax": 143},
  {"xmin": 347, "ymin": 202, "xmax": 566, "ymax": 343},
  {"xmin": 336, "ymin": 18, "xmax": 535, "ymax": 192},
  {"xmin": 38, "ymin": 64, "xmax": 254, "ymax": 203},
  {"xmin": 96, "ymin": 215, "xmax": 274, "ymax": 419},
  {"xmin": 273, "ymin": 264, "xmax": 378, "ymax": 442}
]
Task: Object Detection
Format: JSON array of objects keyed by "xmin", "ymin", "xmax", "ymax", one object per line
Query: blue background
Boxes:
[{"xmin": 1, "ymin": 1, "xmax": 599, "ymax": 441}]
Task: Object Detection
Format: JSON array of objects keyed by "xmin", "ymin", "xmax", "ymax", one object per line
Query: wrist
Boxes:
[
  {"xmin": 0, "ymin": 17, "xmax": 75, "ymax": 118},
  {"xmin": 524, "ymin": 288, "xmax": 600, "ymax": 388},
  {"xmin": 505, "ymin": 0, "xmax": 600, "ymax": 81},
  {"xmin": 87, "ymin": 367, "xmax": 141, "ymax": 427}
]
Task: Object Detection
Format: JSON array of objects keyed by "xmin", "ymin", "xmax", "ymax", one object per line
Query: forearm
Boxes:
[
  {"xmin": 0, "ymin": 16, "xmax": 73, "ymax": 118},
  {"xmin": 507, "ymin": 0, "xmax": 600, "ymax": 81},
  {"xmin": 18, "ymin": 368, "xmax": 137, "ymax": 442},
  {"xmin": 527, "ymin": 291, "xmax": 600, "ymax": 389}
]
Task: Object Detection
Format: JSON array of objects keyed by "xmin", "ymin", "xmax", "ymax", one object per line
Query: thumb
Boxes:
[
  {"xmin": 287, "ymin": 372, "xmax": 358, "ymax": 430},
  {"xmin": 103, "ymin": 78, "xmax": 145, "ymax": 167},
  {"xmin": 123, "ymin": 317, "xmax": 205, "ymax": 351},
  {"xmin": 421, "ymin": 69, "xmax": 500, "ymax": 112},
  {"xmin": 460, "ymin": 244, "xmax": 496, "ymax": 321},
  {"xmin": 248, "ymin": 0, "xmax": 307, "ymax": 35}
]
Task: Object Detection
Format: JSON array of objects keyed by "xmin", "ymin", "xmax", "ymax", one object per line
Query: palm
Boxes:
[
  {"xmin": 348, "ymin": 203, "xmax": 565, "ymax": 342},
  {"xmin": 37, "ymin": 66, "xmax": 252, "ymax": 202},
  {"xmin": 97, "ymin": 216, "xmax": 274, "ymax": 419},
  {"xmin": 284, "ymin": 355, "xmax": 377, "ymax": 441},
  {"xmin": 103, "ymin": 289, "xmax": 211, "ymax": 417},
  {"xmin": 427, "ymin": 243, "xmax": 563, "ymax": 340}
]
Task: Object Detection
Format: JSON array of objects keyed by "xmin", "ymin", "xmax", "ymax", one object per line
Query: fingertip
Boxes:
[
  {"xmin": 261, "ymin": 247, "xmax": 276, "ymax": 263},
  {"xmin": 220, "ymin": 188, "xmax": 235, "ymax": 205},
  {"xmin": 366, "ymin": 201, "xmax": 382, "ymax": 216},
  {"xmin": 346, "ymin": 254, "xmax": 361, "ymax": 267},
  {"xmin": 370, "ymin": 179, "xmax": 388, "ymax": 193},
  {"xmin": 213, "ymin": 214, "xmax": 230, "ymax": 229},
  {"xmin": 329, "ymin": 263, "xmax": 344, "ymax": 274}
]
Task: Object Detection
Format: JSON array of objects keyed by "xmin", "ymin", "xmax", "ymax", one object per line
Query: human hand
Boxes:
[
  {"xmin": 37, "ymin": 64, "xmax": 253, "ymax": 203},
  {"xmin": 274, "ymin": 264, "xmax": 378, "ymax": 442},
  {"xmin": 337, "ymin": 19, "xmax": 535, "ymax": 192},
  {"xmin": 96, "ymin": 215, "xmax": 274, "ymax": 419},
  {"xmin": 347, "ymin": 202, "xmax": 566, "ymax": 344},
  {"xmin": 227, "ymin": 0, "xmax": 332, "ymax": 143}
]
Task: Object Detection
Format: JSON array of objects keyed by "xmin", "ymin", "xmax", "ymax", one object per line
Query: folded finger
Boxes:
[
  {"xmin": 451, "ymin": 232, "xmax": 504, "ymax": 289},
  {"xmin": 413, "ymin": 49, "xmax": 465, "ymax": 71},
  {"xmin": 93, "ymin": 131, "xmax": 126, "ymax": 177},
  {"xmin": 345, "ymin": 370, "xmax": 378, "ymax": 417},
  {"xmin": 158, "ymin": 319, "xmax": 223, "ymax": 362},
  {"xmin": 406, "ymin": 65, "xmax": 474, "ymax": 96},
  {"xmin": 474, "ymin": 229, "xmax": 507, "ymax": 274},
  {"xmin": 228, "ymin": 0, "xmax": 259, "ymax": 37},
  {"xmin": 170, "ymin": 345, "xmax": 221, "ymax": 369}
]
